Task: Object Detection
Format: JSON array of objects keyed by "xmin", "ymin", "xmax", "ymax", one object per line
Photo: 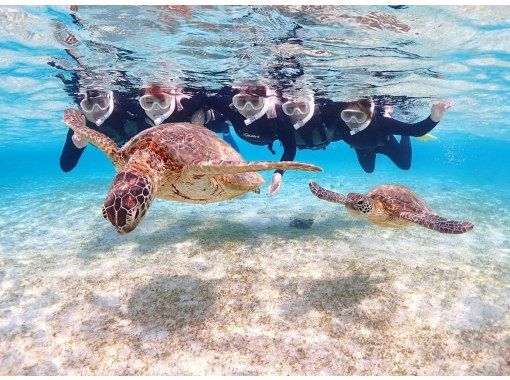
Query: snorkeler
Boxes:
[
  {"xmin": 59, "ymin": 88, "xmax": 148, "ymax": 172},
  {"xmin": 50, "ymin": 24, "xmax": 149, "ymax": 172},
  {"xmin": 138, "ymin": 84, "xmax": 239, "ymax": 152},
  {"xmin": 322, "ymin": 98, "xmax": 451, "ymax": 173},
  {"xmin": 281, "ymin": 90, "xmax": 336, "ymax": 151},
  {"xmin": 207, "ymin": 82, "xmax": 298, "ymax": 196}
]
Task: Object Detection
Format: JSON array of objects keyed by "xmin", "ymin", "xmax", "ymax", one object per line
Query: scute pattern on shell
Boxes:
[
  {"xmin": 368, "ymin": 184, "xmax": 432, "ymax": 215},
  {"xmin": 308, "ymin": 182, "xmax": 473, "ymax": 234},
  {"xmin": 121, "ymin": 122, "xmax": 244, "ymax": 168}
]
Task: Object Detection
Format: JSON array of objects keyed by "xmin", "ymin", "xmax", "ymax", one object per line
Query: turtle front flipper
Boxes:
[
  {"xmin": 309, "ymin": 182, "xmax": 348, "ymax": 204},
  {"xmin": 63, "ymin": 109, "xmax": 126, "ymax": 168},
  {"xmin": 399, "ymin": 212, "xmax": 474, "ymax": 234},
  {"xmin": 185, "ymin": 160, "xmax": 322, "ymax": 175}
]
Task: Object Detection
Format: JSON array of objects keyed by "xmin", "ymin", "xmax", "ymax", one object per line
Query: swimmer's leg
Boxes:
[
  {"xmin": 354, "ymin": 148, "xmax": 376, "ymax": 173},
  {"xmin": 378, "ymin": 135, "xmax": 412, "ymax": 170}
]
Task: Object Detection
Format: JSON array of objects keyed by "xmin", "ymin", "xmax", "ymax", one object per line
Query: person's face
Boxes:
[
  {"xmin": 282, "ymin": 99, "xmax": 312, "ymax": 124},
  {"xmin": 80, "ymin": 92, "xmax": 113, "ymax": 126},
  {"xmin": 139, "ymin": 91, "xmax": 175, "ymax": 125},
  {"xmin": 233, "ymin": 94, "xmax": 266, "ymax": 119},
  {"xmin": 340, "ymin": 107, "xmax": 370, "ymax": 129}
]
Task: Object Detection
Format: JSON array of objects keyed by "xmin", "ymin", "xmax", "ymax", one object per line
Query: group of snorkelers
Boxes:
[
  {"xmin": 59, "ymin": 81, "xmax": 450, "ymax": 195},
  {"xmin": 53, "ymin": 8, "xmax": 450, "ymax": 196}
]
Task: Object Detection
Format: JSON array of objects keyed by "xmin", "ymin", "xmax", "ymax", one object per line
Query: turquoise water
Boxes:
[{"xmin": 1, "ymin": 5, "xmax": 509, "ymax": 375}]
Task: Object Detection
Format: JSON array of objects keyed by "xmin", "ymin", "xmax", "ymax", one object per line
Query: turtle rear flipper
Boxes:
[
  {"xmin": 63, "ymin": 109, "xmax": 125, "ymax": 167},
  {"xmin": 309, "ymin": 182, "xmax": 347, "ymax": 205},
  {"xmin": 185, "ymin": 160, "xmax": 322, "ymax": 175},
  {"xmin": 399, "ymin": 212, "xmax": 474, "ymax": 234}
]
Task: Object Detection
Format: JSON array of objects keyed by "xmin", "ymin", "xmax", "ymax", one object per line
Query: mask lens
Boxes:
[
  {"xmin": 139, "ymin": 94, "xmax": 172, "ymax": 111},
  {"xmin": 283, "ymin": 101, "xmax": 309, "ymax": 116},
  {"xmin": 80, "ymin": 98, "xmax": 95, "ymax": 112},
  {"xmin": 233, "ymin": 95, "xmax": 246, "ymax": 109},
  {"xmin": 95, "ymin": 97, "xmax": 109, "ymax": 110},
  {"xmin": 233, "ymin": 95, "xmax": 265, "ymax": 111},
  {"xmin": 80, "ymin": 91, "xmax": 112, "ymax": 112},
  {"xmin": 341, "ymin": 109, "xmax": 367, "ymax": 124}
]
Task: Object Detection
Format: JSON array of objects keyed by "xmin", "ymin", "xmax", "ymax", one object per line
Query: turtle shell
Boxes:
[{"xmin": 368, "ymin": 184, "xmax": 432, "ymax": 216}]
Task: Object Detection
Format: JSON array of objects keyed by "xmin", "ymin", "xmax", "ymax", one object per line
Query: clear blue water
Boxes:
[{"xmin": 0, "ymin": 5, "xmax": 509, "ymax": 375}]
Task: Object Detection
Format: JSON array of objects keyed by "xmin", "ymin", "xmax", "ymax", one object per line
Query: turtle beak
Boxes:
[{"xmin": 117, "ymin": 225, "xmax": 135, "ymax": 235}]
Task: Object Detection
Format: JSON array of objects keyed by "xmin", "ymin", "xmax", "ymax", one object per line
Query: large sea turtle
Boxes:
[
  {"xmin": 63, "ymin": 109, "xmax": 322, "ymax": 234},
  {"xmin": 309, "ymin": 182, "xmax": 473, "ymax": 234}
]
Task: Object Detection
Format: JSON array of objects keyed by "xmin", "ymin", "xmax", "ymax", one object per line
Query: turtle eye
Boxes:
[{"xmin": 356, "ymin": 199, "xmax": 364, "ymax": 205}]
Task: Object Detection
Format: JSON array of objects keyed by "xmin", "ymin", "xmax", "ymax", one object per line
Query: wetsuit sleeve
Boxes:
[
  {"xmin": 275, "ymin": 115, "xmax": 297, "ymax": 175},
  {"xmin": 204, "ymin": 87, "xmax": 235, "ymax": 119},
  {"xmin": 204, "ymin": 112, "xmax": 228, "ymax": 133},
  {"xmin": 381, "ymin": 115, "xmax": 439, "ymax": 137},
  {"xmin": 60, "ymin": 128, "xmax": 86, "ymax": 172}
]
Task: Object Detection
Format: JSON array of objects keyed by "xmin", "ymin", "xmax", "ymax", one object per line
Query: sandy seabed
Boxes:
[{"xmin": 0, "ymin": 174, "xmax": 509, "ymax": 375}]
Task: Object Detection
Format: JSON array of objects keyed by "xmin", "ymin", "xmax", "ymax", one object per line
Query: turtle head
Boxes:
[
  {"xmin": 102, "ymin": 171, "xmax": 156, "ymax": 234},
  {"xmin": 346, "ymin": 193, "xmax": 373, "ymax": 216}
]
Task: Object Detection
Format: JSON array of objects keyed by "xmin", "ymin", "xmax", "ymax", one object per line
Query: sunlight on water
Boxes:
[{"xmin": 0, "ymin": 5, "xmax": 509, "ymax": 376}]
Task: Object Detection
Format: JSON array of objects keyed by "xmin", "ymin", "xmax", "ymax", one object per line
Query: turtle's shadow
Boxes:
[
  {"xmin": 77, "ymin": 208, "xmax": 364, "ymax": 260},
  {"xmin": 277, "ymin": 267, "xmax": 394, "ymax": 328},
  {"xmin": 125, "ymin": 274, "xmax": 218, "ymax": 331}
]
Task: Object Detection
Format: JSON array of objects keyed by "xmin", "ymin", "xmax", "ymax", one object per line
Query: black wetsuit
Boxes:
[
  {"xmin": 144, "ymin": 90, "xmax": 207, "ymax": 126},
  {"xmin": 322, "ymin": 103, "xmax": 439, "ymax": 173},
  {"xmin": 59, "ymin": 91, "xmax": 148, "ymax": 172},
  {"xmin": 291, "ymin": 99, "xmax": 337, "ymax": 150},
  {"xmin": 144, "ymin": 89, "xmax": 239, "ymax": 152},
  {"xmin": 207, "ymin": 87, "xmax": 296, "ymax": 175}
]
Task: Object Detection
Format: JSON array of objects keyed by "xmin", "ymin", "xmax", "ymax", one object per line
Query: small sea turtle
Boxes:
[
  {"xmin": 309, "ymin": 182, "xmax": 473, "ymax": 234},
  {"xmin": 63, "ymin": 109, "xmax": 322, "ymax": 234}
]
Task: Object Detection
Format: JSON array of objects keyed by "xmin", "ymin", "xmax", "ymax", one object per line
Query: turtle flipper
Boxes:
[
  {"xmin": 309, "ymin": 182, "xmax": 347, "ymax": 204},
  {"xmin": 399, "ymin": 212, "xmax": 474, "ymax": 234},
  {"xmin": 63, "ymin": 109, "xmax": 125, "ymax": 167},
  {"xmin": 186, "ymin": 160, "xmax": 322, "ymax": 175}
]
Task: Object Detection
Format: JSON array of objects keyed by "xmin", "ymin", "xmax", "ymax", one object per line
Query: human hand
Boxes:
[
  {"xmin": 64, "ymin": 33, "xmax": 79, "ymax": 46},
  {"xmin": 268, "ymin": 172, "xmax": 282, "ymax": 196},
  {"xmin": 72, "ymin": 132, "xmax": 88, "ymax": 148},
  {"xmin": 430, "ymin": 100, "xmax": 452, "ymax": 122},
  {"xmin": 382, "ymin": 104, "xmax": 394, "ymax": 118}
]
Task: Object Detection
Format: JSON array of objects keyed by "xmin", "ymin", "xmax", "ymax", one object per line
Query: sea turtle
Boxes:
[
  {"xmin": 63, "ymin": 109, "xmax": 322, "ymax": 234},
  {"xmin": 309, "ymin": 182, "xmax": 473, "ymax": 234}
]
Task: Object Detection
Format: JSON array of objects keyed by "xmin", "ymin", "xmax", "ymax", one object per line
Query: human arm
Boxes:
[
  {"xmin": 381, "ymin": 101, "xmax": 452, "ymax": 137},
  {"xmin": 269, "ymin": 114, "xmax": 297, "ymax": 196},
  {"xmin": 60, "ymin": 128, "xmax": 87, "ymax": 172}
]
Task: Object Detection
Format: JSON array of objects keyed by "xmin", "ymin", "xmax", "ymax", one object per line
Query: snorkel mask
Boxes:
[
  {"xmin": 80, "ymin": 89, "xmax": 114, "ymax": 127},
  {"xmin": 231, "ymin": 85, "xmax": 276, "ymax": 125},
  {"xmin": 282, "ymin": 95, "xmax": 315, "ymax": 130},
  {"xmin": 233, "ymin": 94, "xmax": 269, "ymax": 125},
  {"xmin": 139, "ymin": 91, "xmax": 176, "ymax": 126},
  {"xmin": 340, "ymin": 100, "xmax": 375, "ymax": 135}
]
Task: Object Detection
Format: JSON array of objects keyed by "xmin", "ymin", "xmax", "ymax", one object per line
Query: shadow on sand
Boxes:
[
  {"xmin": 126, "ymin": 274, "xmax": 219, "ymax": 330},
  {"xmin": 77, "ymin": 208, "xmax": 365, "ymax": 260}
]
